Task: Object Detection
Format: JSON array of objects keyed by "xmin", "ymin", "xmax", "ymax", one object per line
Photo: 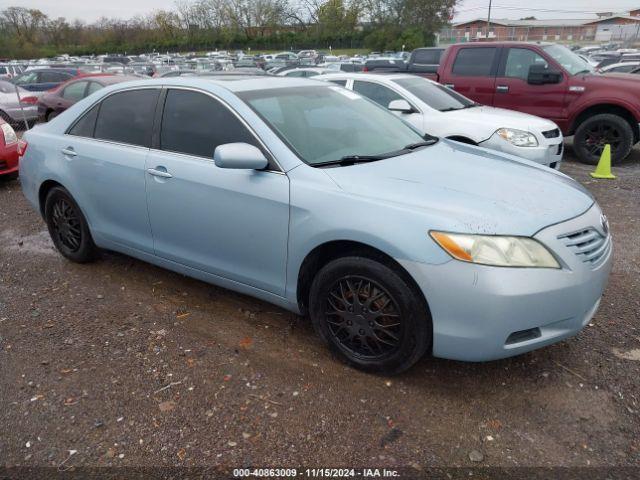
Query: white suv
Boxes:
[{"xmin": 320, "ymin": 73, "xmax": 564, "ymax": 169}]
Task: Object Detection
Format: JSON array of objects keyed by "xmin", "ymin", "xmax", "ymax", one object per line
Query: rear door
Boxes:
[
  {"xmin": 37, "ymin": 71, "xmax": 73, "ymax": 91},
  {"xmin": 445, "ymin": 46, "xmax": 500, "ymax": 106},
  {"xmin": 493, "ymin": 46, "xmax": 567, "ymax": 121},
  {"xmin": 63, "ymin": 88, "xmax": 159, "ymax": 253},
  {"xmin": 144, "ymin": 88, "xmax": 289, "ymax": 295}
]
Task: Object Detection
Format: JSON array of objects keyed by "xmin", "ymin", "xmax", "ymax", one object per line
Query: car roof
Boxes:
[
  {"xmin": 101, "ymin": 76, "xmax": 330, "ymax": 94},
  {"xmin": 320, "ymin": 72, "xmax": 417, "ymax": 82}
]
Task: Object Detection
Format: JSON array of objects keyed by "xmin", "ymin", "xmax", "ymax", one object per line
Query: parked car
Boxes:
[
  {"xmin": 0, "ymin": 63, "xmax": 24, "ymax": 80},
  {"xmin": 37, "ymin": 75, "xmax": 139, "ymax": 122},
  {"xmin": 363, "ymin": 58, "xmax": 407, "ymax": 73},
  {"xmin": 320, "ymin": 73, "xmax": 564, "ymax": 168},
  {"xmin": 11, "ymin": 68, "xmax": 83, "ymax": 92},
  {"xmin": 599, "ymin": 61, "xmax": 640, "ymax": 74},
  {"xmin": 434, "ymin": 42, "xmax": 640, "ymax": 164},
  {"xmin": 0, "ymin": 80, "xmax": 39, "ymax": 127},
  {"xmin": 0, "ymin": 117, "xmax": 19, "ymax": 180},
  {"xmin": 406, "ymin": 47, "xmax": 445, "ymax": 78},
  {"xmin": 19, "ymin": 77, "xmax": 612, "ymax": 373},
  {"xmin": 277, "ymin": 67, "xmax": 332, "ymax": 78}
]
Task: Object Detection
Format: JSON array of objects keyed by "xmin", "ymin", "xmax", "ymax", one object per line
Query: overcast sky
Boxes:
[{"xmin": 9, "ymin": 0, "xmax": 640, "ymax": 23}]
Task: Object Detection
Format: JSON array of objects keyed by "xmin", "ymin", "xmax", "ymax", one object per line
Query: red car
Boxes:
[
  {"xmin": 433, "ymin": 42, "xmax": 640, "ymax": 164},
  {"xmin": 0, "ymin": 117, "xmax": 19, "ymax": 180},
  {"xmin": 37, "ymin": 74, "xmax": 139, "ymax": 122}
]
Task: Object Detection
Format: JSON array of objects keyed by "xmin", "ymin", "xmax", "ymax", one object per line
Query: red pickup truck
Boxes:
[{"xmin": 431, "ymin": 42, "xmax": 640, "ymax": 165}]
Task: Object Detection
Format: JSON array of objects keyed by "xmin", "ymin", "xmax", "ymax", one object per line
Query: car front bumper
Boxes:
[
  {"xmin": 479, "ymin": 132, "xmax": 564, "ymax": 169},
  {"xmin": 399, "ymin": 203, "xmax": 612, "ymax": 362}
]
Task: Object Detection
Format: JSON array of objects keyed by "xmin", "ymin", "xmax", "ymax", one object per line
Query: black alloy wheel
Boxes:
[
  {"xmin": 325, "ymin": 276, "xmax": 403, "ymax": 360},
  {"xmin": 574, "ymin": 113, "xmax": 633, "ymax": 165},
  {"xmin": 44, "ymin": 186, "xmax": 98, "ymax": 263},
  {"xmin": 309, "ymin": 256, "xmax": 431, "ymax": 374}
]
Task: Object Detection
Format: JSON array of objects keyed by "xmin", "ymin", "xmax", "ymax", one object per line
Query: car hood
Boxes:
[
  {"xmin": 322, "ymin": 141, "xmax": 593, "ymax": 236},
  {"xmin": 443, "ymin": 106, "xmax": 558, "ymax": 138}
]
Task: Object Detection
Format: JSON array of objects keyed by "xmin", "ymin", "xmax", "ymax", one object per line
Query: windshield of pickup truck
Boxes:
[
  {"xmin": 392, "ymin": 77, "xmax": 476, "ymax": 111},
  {"xmin": 542, "ymin": 44, "xmax": 594, "ymax": 75}
]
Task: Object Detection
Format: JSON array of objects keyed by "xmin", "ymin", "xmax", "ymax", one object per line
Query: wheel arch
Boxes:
[
  {"xmin": 38, "ymin": 179, "xmax": 65, "ymax": 217},
  {"xmin": 570, "ymin": 103, "xmax": 639, "ymax": 143},
  {"xmin": 296, "ymin": 240, "xmax": 430, "ymax": 318}
]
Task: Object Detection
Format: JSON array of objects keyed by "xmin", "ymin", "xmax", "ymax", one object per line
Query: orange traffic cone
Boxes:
[{"xmin": 590, "ymin": 144, "xmax": 616, "ymax": 179}]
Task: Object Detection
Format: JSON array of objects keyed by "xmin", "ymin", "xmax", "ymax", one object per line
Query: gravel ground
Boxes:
[{"xmin": 0, "ymin": 141, "xmax": 639, "ymax": 475}]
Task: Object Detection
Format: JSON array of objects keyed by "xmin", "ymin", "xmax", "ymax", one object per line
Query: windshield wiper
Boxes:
[
  {"xmin": 312, "ymin": 154, "xmax": 389, "ymax": 167},
  {"xmin": 404, "ymin": 138, "xmax": 439, "ymax": 150},
  {"xmin": 574, "ymin": 69, "xmax": 592, "ymax": 75},
  {"xmin": 462, "ymin": 103, "xmax": 479, "ymax": 109}
]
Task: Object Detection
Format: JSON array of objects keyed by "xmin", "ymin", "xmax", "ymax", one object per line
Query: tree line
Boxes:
[{"xmin": 0, "ymin": 0, "xmax": 456, "ymax": 59}]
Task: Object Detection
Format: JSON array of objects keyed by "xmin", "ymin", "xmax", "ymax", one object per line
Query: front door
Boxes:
[
  {"xmin": 144, "ymin": 88, "xmax": 290, "ymax": 296},
  {"xmin": 493, "ymin": 47, "xmax": 567, "ymax": 122}
]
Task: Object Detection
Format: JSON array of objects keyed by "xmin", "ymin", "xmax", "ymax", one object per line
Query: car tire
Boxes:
[
  {"xmin": 309, "ymin": 256, "xmax": 431, "ymax": 374},
  {"xmin": 573, "ymin": 113, "xmax": 634, "ymax": 165},
  {"xmin": 44, "ymin": 186, "xmax": 98, "ymax": 263}
]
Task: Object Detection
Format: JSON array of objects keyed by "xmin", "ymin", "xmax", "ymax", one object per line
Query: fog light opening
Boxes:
[{"xmin": 505, "ymin": 327, "xmax": 542, "ymax": 345}]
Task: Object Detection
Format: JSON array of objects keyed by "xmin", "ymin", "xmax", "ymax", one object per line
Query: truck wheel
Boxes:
[{"xmin": 573, "ymin": 113, "xmax": 633, "ymax": 165}]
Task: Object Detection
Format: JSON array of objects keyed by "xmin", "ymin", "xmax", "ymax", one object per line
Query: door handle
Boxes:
[
  {"xmin": 61, "ymin": 147, "xmax": 77, "ymax": 157},
  {"xmin": 496, "ymin": 85, "xmax": 509, "ymax": 93},
  {"xmin": 147, "ymin": 168, "xmax": 172, "ymax": 179}
]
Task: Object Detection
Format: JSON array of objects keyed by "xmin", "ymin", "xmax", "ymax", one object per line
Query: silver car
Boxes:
[{"xmin": 0, "ymin": 80, "xmax": 39, "ymax": 126}]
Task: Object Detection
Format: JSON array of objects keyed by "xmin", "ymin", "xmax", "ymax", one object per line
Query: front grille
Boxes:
[
  {"xmin": 558, "ymin": 227, "xmax": 611, "ymax": 267},
  {"xmin": 542, "ymin": 128, "xmax": 560, "ymax": 139},
  {"xmin": 0, "ymin": 160, "xmax": 7, "ymax": 170},
  {"xmin": 556, "ymin": 143, "xmax": 563, "ymax": 155}
]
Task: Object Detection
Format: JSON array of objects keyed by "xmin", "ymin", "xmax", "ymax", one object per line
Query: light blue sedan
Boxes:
[{"xmin": 19, "ymin": 77, "xmax": 612, "ymax": 374}]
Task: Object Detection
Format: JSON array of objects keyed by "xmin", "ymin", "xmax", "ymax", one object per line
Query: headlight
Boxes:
[
  {"xmin": 430, "ymin": 231, "xmax": 560, "ymax": 268},
  {"xmin": 496, "ymin": 128, "xmax": 538, "ymax": 147},
  {"xmin": 1, "ymin": 123, "xmax": 17, "ymax": 145}
]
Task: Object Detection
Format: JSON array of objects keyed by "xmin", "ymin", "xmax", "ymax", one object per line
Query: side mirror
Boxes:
[
  {"xmin": 527, "ymin": 64, "xmax": 562, "ymax": 85},
  {"xmin": 214, "ymin": 143, "xmax": 268, "ymax": 170},
  {"xmin": 388, "ymin": 99, "xmax": 414, "ymax": 113}
]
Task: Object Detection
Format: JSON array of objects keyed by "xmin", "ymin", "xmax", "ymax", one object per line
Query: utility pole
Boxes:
[{"xmin": 487, "ymin": 0, "xmax": 492, "ymax": 39}]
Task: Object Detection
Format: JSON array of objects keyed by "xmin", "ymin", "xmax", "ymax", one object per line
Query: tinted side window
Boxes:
[
  {"xmin": 62, "ymin": 81, "xmax": 88, "ymax": 101},
  {"xmin": 352, "ymin": 81, "xmax": 403, "ymax": 108},
  {"xmin": 94, "ymin": 89, "xmax": 159, "ymax": 147},
  {"xmin": 329, "ymin": 79, "xmax": 347, "ymax": 86},
  {"xmin": 414, "ymin": 49, "xmax": 441, "ymax": 64},
  {"xmin": 160, "ymin": 89, "xmax": 258, "ymax": 158},
  {"xmin": 87, "ymin": 81, "xmax": 104, "ymax": 95},
  {"xmin": 68, "ymin": 104, "xmax": 99, "ymax": 138},
  {"xmin": 39, "ymin": 71, "xmax": 70, "ymax": 83},
  {"xmin": 452, "ymin": 48, "xmax": 497, "ymax": 76},
  {"xmin": 504, "ymin": 48, "xmax": 548, "ymax": 80}
]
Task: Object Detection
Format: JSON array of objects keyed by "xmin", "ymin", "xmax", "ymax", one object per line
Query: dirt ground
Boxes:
[{"xmin": 0, "ymin": 141, "xmax": 639, "ymax": 475}]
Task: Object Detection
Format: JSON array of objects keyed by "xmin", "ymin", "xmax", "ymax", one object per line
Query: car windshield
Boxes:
[
  {"xmin": 542, "ymin": 44, "xmax": 594, "ymax": 75},
  {"xmin": 391, "ymin": 77, "xmax": 475, "ymax": 111},
  {"xmin": 240, "ymin": 86, "xmax": 425, "ymax": 165}
]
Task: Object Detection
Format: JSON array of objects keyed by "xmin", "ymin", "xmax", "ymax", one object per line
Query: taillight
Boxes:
[
  {"xmin": 17, "ymin": 139, "xmax": 28, "ymax": 156},
  {"xmin": 20, "ymin": 96, "xmax": 38, "ymax": 105},
  {"xmin": 1, "ymin": 123, "xmax": 17, "ymax": 145},
  {"xmin": 362, "ymin": 66, "xmax": 369, "ymax": 72}
]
